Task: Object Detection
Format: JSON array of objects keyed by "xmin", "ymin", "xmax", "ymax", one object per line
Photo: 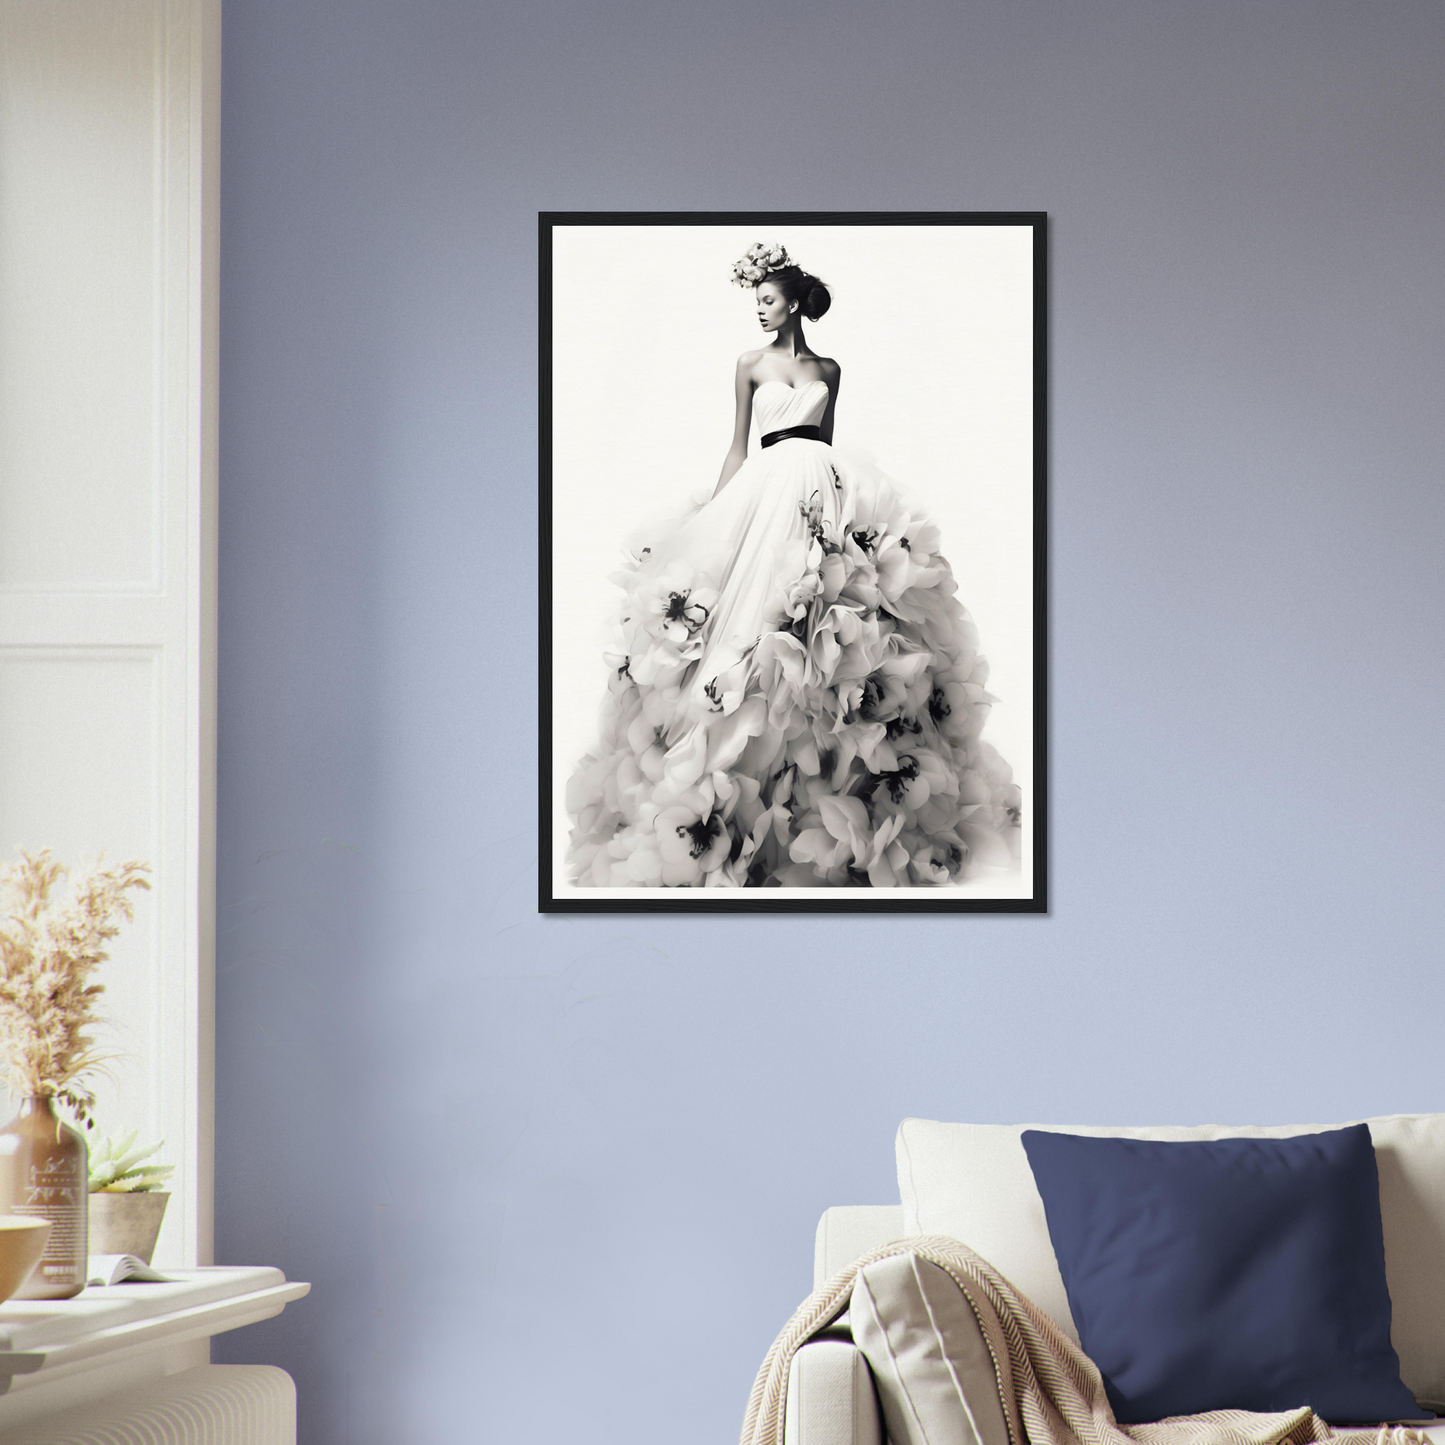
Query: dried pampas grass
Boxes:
[{"xmin": 0, "ymin": 849, "xmax": 151, "ymax": 1124}]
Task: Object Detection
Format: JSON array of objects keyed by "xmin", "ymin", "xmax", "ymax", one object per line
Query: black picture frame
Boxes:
[{"xmin": 540, "ymin": 212, "xmax": 1047, "ymax": 913}]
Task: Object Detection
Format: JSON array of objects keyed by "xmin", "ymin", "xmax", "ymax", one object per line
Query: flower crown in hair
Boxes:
[{"xmin": 730, "ymin": 242, "xmax": 793, "ymax": 288}]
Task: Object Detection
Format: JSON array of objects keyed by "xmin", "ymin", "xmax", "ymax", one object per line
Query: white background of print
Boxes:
[{"xmin": 549, "ymin": 222, "xmax": 1036, "ymax": 899}]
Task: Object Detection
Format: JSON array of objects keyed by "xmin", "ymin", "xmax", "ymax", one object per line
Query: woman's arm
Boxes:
[
  {"xmin": 819, "ymin": 360, "xmax": 842, "ymax": 445},
  {"xmin": 713, "ymin": 354, "xmax": 755, "ymax": 496}
]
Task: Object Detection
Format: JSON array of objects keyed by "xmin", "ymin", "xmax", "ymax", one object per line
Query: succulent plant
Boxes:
[{"xmin": 88, "ymin": 1130, "xmax": 174, "ymax": 1193}]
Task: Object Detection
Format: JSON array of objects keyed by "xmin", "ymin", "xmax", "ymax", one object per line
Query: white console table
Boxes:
[{"xmin": 0, "ymin": 1268, "xmax": 309, "ymax": 1442}]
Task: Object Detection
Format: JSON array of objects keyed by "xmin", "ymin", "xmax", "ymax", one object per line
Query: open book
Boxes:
[{"xmin": 85, "ymin": 1254, "xmax": 173, "ymax": 1287}]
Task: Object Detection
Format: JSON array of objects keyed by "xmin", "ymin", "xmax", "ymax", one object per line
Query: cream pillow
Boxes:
[
  {"xmin": 851, "ymin": 1252, "xmax": 1011, "ymax": 1445},
  {"xmin": 896, "ymin": 1114, "xmax": 1445, "ymax": 1405}
]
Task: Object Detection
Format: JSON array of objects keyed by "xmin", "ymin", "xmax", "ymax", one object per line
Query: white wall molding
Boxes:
[{"xmin": 0, "ymin": 0, "xmax": 220, "ymax": 1268}]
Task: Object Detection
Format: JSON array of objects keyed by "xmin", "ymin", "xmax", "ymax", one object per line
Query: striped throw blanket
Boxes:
[{"xmin": 740, "ymin": 1236, "xmax": 1430, "ymax": 1445}]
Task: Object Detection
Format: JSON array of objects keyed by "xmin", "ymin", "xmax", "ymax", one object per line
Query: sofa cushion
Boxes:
[
  {"xmin": 897, "ymin": 1114, "xmax": 1445, "ymax": 1404},
  {"xmin": 1021, "ymin": 1125, "xmax": 1419, "ymax": 1423},
  {"xmin": 816, "ymin": 1205, "xmax": 907, "ymax": 1290},
  {"xmin": 850, "ymin": 1252, "xmax": 1012, "ymax": 1445}
]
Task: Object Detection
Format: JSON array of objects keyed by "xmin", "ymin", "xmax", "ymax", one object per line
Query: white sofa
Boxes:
[
  {"xmin": 784, "ymin": 1204, "xmax": 903, "ymax": 1445},
  {"xmin": 783, "ymin": 1117, "xmax": 1445, "ymax": 1445}
]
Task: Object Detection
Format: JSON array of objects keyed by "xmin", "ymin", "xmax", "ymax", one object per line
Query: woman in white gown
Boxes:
[{"xmin": 565, "ymin": 243, "xmax": 1020, "ymax": 889}]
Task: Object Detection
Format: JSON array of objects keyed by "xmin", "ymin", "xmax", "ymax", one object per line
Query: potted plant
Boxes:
[
  {"xmin": 0, "ymin": 849, "xmax": 150, "ymax": 1295},
  {"xmin": 88, "ymin": 1132, "xmax": 173, "ymax": 1263}
]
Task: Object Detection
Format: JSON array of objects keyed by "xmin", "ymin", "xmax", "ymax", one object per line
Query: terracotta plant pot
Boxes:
[
  {"xmin": 0, "ymin": 1218, "xmax": 51, "ymax": 1302},
  {"xmin": 88, "ymin": 1192, "xmax": 170, "ymax": 1264}
]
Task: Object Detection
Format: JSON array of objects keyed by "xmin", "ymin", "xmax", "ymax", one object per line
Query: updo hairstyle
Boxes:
[
  {"xmin": 766, "ymin": 264, "xmax": 832, "ymax": 322},
  {"xmin": 730, "ymin": 243, "xmax": 832, "ymax": 321}
]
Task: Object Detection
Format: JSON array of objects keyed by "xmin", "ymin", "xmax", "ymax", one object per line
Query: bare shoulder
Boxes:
[
  {"xmin": 736, "ymin": 348, "xmax": 766, "ymax": 375},
  {"xmin": 817, "ymin": 356, "xmax": 842, "ymax": 381}
]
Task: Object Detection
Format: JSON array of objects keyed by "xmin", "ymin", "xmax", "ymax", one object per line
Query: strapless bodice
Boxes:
[{"xmin": 754, "ymin": 379, "xmax": 828, "ymax": 436}]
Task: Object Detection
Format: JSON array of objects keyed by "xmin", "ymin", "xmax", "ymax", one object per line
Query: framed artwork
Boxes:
[{"xmin": 540, "ymin": 212, "xmax": 1046, "ymax": 912}]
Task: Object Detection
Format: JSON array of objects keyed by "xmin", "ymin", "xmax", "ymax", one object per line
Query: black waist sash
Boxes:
[{"xmin": 760, "ymin": 424, "xmax": 823, "ymax": 448}]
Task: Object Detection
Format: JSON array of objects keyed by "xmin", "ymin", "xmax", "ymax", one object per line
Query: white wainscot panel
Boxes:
[
  {"xmin": 0, "ymin": 0, "xmax": 214, "ymax": 1277},
  {"xmin": 0, "ymin": 0, "xmax": 163, "ymax": 591}
]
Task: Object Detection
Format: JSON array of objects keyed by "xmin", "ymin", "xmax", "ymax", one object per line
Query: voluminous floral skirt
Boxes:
[{"xmin": 565, "ymin": 440, "xmax": 1021, "ymax": 888}]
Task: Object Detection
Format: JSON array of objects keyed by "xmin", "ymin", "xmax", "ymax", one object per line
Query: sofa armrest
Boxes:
[{"xmin": 784, "ymin": 1338, "xmax": 883, "ymax": 1445}]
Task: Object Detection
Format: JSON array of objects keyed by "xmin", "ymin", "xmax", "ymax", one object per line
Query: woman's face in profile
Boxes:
[{"xmin": 755, "ymin": 282, "xmax": 793, "ymax": 333}]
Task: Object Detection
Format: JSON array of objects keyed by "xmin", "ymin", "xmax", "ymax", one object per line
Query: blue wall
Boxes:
[{"xmin": 214, "ymin": 4, "xmax": 1445, "ymax": 1441}]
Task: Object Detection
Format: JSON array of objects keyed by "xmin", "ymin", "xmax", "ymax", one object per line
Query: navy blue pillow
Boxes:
[{"xmin": 1020, "ymin": 1125, "xmax": 1422, "ymax": 1425}]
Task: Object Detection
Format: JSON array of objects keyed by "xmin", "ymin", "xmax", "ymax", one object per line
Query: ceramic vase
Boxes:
[{"xmin": 0, "ymin": 1097, "xmax": 89, "ymax": 1298}]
